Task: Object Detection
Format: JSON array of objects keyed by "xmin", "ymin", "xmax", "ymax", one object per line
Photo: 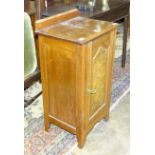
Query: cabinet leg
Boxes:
[
  {"xmin": 105, "ymin": 112, "xmax": 109, "ymax": 121},
  {"xmin": 44, "ymin": 119, "xmax": 49, "ymax": 132},
  {"xmin": 77, "ymin": 133, "xmax": 86, "ymax": 148},
  {"xmin": 104, "ymin": 96, "xmax": 111, "ymax": 121},
  {"xmin": 122, "ymin": 16, "xmax": 128, "ymax": 68}
]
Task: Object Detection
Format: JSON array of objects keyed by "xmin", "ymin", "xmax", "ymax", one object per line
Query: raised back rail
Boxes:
[{"xmin": 35, "ymin": 9, "xmax": 79, "ymax": 30}]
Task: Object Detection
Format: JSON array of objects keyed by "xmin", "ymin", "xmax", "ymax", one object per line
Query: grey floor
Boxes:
[{"xmin": 71, "ymin": 92, "xmax": 130, "ymax": 155}]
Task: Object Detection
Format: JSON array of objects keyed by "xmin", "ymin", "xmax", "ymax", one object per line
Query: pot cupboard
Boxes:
[{"xmin": 36, "ymin": 9, "xmax": 117, "ymax": 148}]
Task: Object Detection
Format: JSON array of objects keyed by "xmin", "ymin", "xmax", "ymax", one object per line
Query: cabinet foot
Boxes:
[
  {"xmin": 104, "ymin": 113, "xmax": 109, "ymax": 121},
  {"xmin": 44, "ymin": 120, "xmax": 49, "ymax": 132},
  {"xmin": 77, "ymin": 134, "xmax": 86, "ymax": 149}
]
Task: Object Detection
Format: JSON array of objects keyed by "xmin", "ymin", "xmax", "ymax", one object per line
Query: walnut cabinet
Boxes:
[{"xmin": 36, "ymin": 9, "xmax": 117, "ymax": 148}]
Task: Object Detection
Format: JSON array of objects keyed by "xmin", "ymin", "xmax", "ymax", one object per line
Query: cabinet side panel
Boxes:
[{"xmin": 42, "ymin": 37, "xmax": 77, "ymax": 127}]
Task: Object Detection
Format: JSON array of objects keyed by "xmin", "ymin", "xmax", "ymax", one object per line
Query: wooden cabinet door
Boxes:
[{"xmin": 86, "ymin": 33, "xmax": 111, "ymax": 123}]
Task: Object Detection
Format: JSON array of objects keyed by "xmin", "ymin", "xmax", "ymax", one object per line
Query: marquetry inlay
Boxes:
[{"xmin": 90, "ymin": 44, "xmax": 109, "ymax": 116}]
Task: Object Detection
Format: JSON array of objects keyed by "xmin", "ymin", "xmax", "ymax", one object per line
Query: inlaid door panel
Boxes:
[{"xmin": 88, "ymin": 34, "xmax": 110, "ymax": 119}]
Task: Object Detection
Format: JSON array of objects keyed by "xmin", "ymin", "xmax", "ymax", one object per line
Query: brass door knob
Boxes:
[{"xmin": 87, "ymin": 88, "xmax": 97, "ymax": 94}]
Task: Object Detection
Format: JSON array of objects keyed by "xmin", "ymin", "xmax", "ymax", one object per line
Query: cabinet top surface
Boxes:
[{"xmin": 36, "ymin": 16, "xmax": 117, "ymax": 44}]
